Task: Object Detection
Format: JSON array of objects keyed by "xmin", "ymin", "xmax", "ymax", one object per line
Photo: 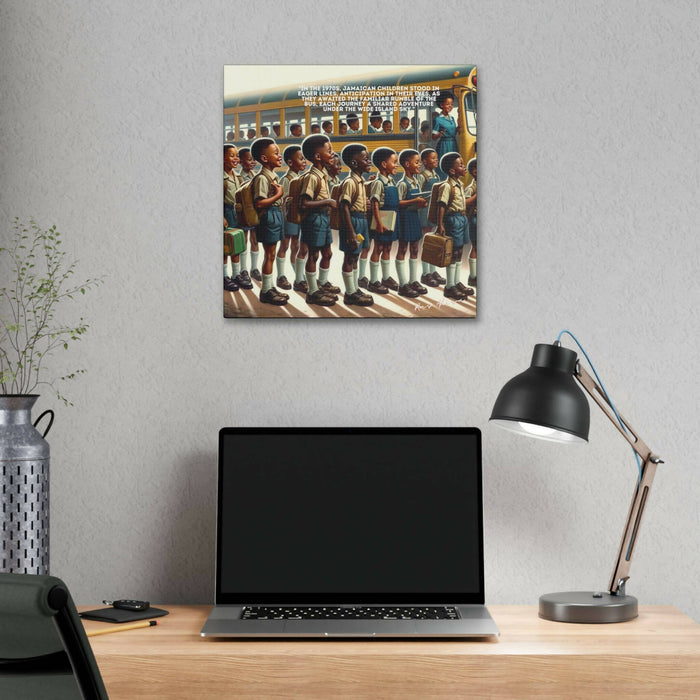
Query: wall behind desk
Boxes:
[{"xmin": 2, "ymin": 1, "xmax": 698, "ymax": 622}]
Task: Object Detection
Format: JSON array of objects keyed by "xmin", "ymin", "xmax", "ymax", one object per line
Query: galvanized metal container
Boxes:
[{"xmin": 0, "ymin": 395, "xmax": 54, "ymax": 574}]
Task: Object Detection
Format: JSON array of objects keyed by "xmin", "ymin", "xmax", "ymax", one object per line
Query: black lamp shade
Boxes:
[{"xmin": 490, "ymin": 344, "xmax": 590, "ymax": 443}]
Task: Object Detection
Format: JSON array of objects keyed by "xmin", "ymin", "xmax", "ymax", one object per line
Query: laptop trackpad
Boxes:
[{"xmin": 283, "ymin": 620, "xmax": 416, "ymax": 636}]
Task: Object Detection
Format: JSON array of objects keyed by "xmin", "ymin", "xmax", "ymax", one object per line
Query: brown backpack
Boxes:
[
  {"xmin": 427, "ymin": 181, "xmax": 454, "ymax": 225},
  {"xmin": 286, "ymin": 176, "xmax": 304, "ymax": 225},
  {"xmin": 235, "ymin": 179, "xmax": 258, "ymax": 228}
]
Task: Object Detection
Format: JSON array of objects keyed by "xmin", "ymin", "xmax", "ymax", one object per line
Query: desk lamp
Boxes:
[{"xmin": 489, "ymin": 332, "xmax": 663, "ymax": 623}]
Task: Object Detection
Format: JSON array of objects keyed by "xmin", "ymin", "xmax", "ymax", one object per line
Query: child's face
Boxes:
[
  {"xmin": 370, "ymin": 117, "xmax": 382, "ymax": 129},
  {"xmin": 339, "ymin": 123, "xmax": 348, "ymax": 134},
  {"xmin": 327, "ymin": 155, "xmax": 342, "ymax": 177},
  {"xmin": 441, "ymin": 97, "xmax": 454, "ymax": 114},
  {"xmin": 381, "ymin": 153, "xmax": 399, "ymax": 176},
  {"xmin": 224, "ymin": 147, "xmax": 239, "ymax": 171},
  {"xmin": 423, "ymin": 151, "xmax": 438, "ymax": 170},
  {"xmin": 316, "ymin": 141, "xmax": 335, "ymax": 169},
  {"xmin": 352, "ymin": 149, "xmax": 372, "ymax": 174},
  {"xmin": 247, "ymin": 129, "xmax": 256, "ymax": 139},
  {"xmin": 240, "ymin": 152, "xmax": 255, "ymax": 171},
  {"xmin": 288, "ymin": 150, "xmax": 307, "ymax": 173},
  {"xmin": 404, "ymin": 154, "xmax": 421, "ymax": 176},
  {"xmin": 400, "ymin": 118, "xmax": 409, "ymax": 130},
  {"xmin": 450, "ymin": 157, "xmax": 466, "ymax": 178},
  {"xmin": 290, "ymin": 125, "xmax": 302, "ymax": 137},
  {"xmin": 348, "ymin": 119, "xmax": 359, "ymax": 131},
  {"xmin": 470, "ymin": 165, "xmax": 477, "ymax": 180},
  {"xmin": 311, "ymin": 124, "xmax": 321, "ymax": 134},
  {"xmin": 261, "ymin": 144, "xmax": 283, "ymax": 169},
  {"xmin": 382, "ymin": 122, "xmax": 392, "ymax": 133},
  {"xmin": 323, "ymin": 123, "xmax": 333, "ymax": 134}
]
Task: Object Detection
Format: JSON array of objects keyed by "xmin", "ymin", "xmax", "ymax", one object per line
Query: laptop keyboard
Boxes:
[{"xmin": 241, "ymin": 606, "xmax": 459, "ymax": 620}]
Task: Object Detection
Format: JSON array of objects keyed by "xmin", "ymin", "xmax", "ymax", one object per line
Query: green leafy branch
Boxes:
[{"xmin": 0, "ymin": 218, "xmax": 103, "ymax": 404}]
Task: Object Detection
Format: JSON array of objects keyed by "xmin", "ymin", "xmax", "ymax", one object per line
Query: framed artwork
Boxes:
[{"xmin": 223, "ymin": 64, "xmax": 477, "ymax": 318}]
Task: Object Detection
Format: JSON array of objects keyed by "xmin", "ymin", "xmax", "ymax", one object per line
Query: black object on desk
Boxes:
[{"xmin": 80, "ymin": 606, "xmax": 169, "ymax": 623}]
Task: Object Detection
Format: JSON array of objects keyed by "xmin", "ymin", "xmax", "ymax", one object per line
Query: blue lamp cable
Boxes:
[{"xmin": 556, "ymin": 330, "xmax": 643, "ymax": 488}]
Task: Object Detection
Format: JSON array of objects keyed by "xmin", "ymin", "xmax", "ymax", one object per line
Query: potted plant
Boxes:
[{"xmin": 0, "ymin": 218, "xmax": 101, "ymax": 574}]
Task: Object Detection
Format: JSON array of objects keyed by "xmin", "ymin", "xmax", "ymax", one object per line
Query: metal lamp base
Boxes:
[{"xmin": 539, "ymin": 591, "xmax": 638, "ymax": 623}]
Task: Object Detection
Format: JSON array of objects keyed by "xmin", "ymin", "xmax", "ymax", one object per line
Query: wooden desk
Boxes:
[{"xmin": 80, "ymin": 605, "xmax": 700, "ymax": 699}]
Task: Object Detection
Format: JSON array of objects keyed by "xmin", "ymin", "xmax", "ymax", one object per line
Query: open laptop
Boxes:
[{"xmin": 201, "ymin": 427, "xmax": 499, "ymax": 638}]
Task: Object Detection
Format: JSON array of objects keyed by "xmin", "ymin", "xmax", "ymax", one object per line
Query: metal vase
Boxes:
[{"xmin": 0, "ymin": 395, "xmax": 54, "ymax": 574}]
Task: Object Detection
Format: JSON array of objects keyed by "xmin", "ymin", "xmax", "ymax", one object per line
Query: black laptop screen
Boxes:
[{"xmin": 217, "ymin": 428, "xmax": 484, "ymax": 605}]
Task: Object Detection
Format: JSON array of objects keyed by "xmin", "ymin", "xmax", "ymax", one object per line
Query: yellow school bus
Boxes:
[{"xmin": 223, "ymin": 65, "xmax": 476, "ymax": 177}]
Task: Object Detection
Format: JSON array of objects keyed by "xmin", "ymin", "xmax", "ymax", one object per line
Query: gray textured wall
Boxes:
[{"xmin": 1, "ymin": 1, "xmax": 698, "ymax": 622}]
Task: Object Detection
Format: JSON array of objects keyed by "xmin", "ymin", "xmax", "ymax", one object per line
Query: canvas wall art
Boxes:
[{"xmin": 223, "ymin": 64, "xmax": 477, "ymax": 318}]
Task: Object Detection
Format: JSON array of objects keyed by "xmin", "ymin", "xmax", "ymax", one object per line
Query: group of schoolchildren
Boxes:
[{"xmin": 223, "ymin": 136, "xmax": 477, "ymax": 308}]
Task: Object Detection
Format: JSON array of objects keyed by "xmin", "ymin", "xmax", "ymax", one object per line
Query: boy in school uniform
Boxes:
[
  {"xmin": 223, "ymin": 145, "xmax": 240, "ymax": 292},
  {"xmin": 367, "ymin": 147, "xmax": 401, "ymax": 294},
  {"xmin": 223, "ymin": 144, "xmax": 254, "ymax": 292},
  {"xmin": 465, "ymin": 158, "xmax": 477, "ymax": 287},
  {"xmin": 338, "ymin": 144, "xmax": 374, "ymax": 306},
  {"xmin": 327, "ymin": 153, "xmax": 343, "ymax": 189},
  {"xmin": 417, "ymin": 148, "xmax": 445, "ymax": 288},
  {"xmin": 396, "ymin": 149, "xmax": 429, "ymax": 297},
  {"xmin": 299, "ymin": 134, "xmax": 340, "ymax": 307},
  {"xmin": 250, "ymin": 137, "xmax": 289, "ymax": 306},
  {"xmin": 278, "ymin": 145, "xmax": 308, "ymax": 292},
  {"xmin": 238, "ymin": 147, "xmax": 261, "ymax": 282},
  {"xmin": 435, "ymin": 152, "xmax": 475, "ymax": 301}
]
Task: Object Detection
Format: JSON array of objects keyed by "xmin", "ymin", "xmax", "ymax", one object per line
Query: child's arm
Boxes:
[
  {"xmin": 436, "ymin": 202, "xmax": 447, "ymax": 236},
  {"xmin": 253, "ymin": 175, "xmax": 284, "ymax": 210},
  {"xmin": 340, "ymin": 200, "xmax": 358, "ymax": 250},
  {"xmin": 371, "ymin": 198, "xmax": 386, "ymax": 234},
  {"xmin": 465, "ymin": 191, "xmax": 476, "ymax": 209}
]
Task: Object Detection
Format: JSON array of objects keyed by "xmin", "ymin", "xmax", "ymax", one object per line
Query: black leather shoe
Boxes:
[
  {"xmin": 468, "ymin": 275, "xmax": 477, "ymax": 287},
  {"xmin": 411, "ymin": 281, "xmax": 428, "ymax": 295},
  {"xmin": 277, "ymin": 275, "xmax": 292, "ymax": 290},
  {"xmin": 270, "ymin": 286, "xmax": 289, "ymax": 300},
  {"xmin": 319, "ymin": 280, "xmax": 341, "ymax": 295},
  {"xmin": 444, "ymin": 285, "xmax": 466, "ymax": 300},
  {"xmin": 382, "ymin": 276, "xmax": 399, "ymax": 291},
  {"xmin": 398, "ymin": 283, "xmax": 420, "ymax": 298},
  {"xmin": 234, "ymin": 274, "xmax": 253, "ymax": 290},
  {"xmin": 259, "ymin": 288, "xmax": 287, "ymax": 305},
  {"xmin": 306, "ymin": 289, "xmax": 336, "ymax": 306},
  {"xmin": 456, "ymin": 282, "xmax": 474, "ymax": 296},
  {"xmin": 251, "ymin": 268, "xmax": 262, "ymax": 282},
  {"xmin": 344, "ymin": 290, "xmax": 374, "ymax": 306},
  {"xmin": 421, "ymin": 273, "xmax": 439, "ymax": 288},
  {"xmin": 367, "ymin": 280, "xmax": 389, "ymax": 294},
  {"xmin": 224, "ymin": 276, "xmax": 239, "ymax": 292},
  {"xmin": 239, "ymin": 270, "xmax": 252, "ymax": 285},
  {"xmin": 432, "ymin": 271, "xmax": 446, "ymax": 285},
  {"xmin": 357, "ymin": 276, "xmax": 369, "ymax": 289},
  {"xmin": 293, "ymin": 280, "xmax": 309, "ymax": 293}
]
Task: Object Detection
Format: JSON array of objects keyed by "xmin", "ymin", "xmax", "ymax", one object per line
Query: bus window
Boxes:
[
  {"xmin": 239, "ymin": 112, "xmax": 257, "ymax": 140},
  {"xmin": 463, "ymin": 92, "xmax": 477, "ymax": 136},
  {"xmin": 260, "ymin": 109, "xmax": 280, "ymax": 139},
  {"xmin": 367, "ymin": 109, "xmax": 393, "ymax": 135},
  {"xmin": 398, "ymin": 111, "xmax": 414, "ymax": 134},
  {"xmin": 224, "ymin": 114, "xmax": 236, "ymax": 142},
  {"xmin": 285, "ymin": 106, "xmax": 306, "ymax": 138},
  {"xmin": 416, "ymin": 107, "xmax": 435, "ymax": 151},
  {"xmin": 310, "ymin": 106, "xmax": 333, "ymax": 135}
]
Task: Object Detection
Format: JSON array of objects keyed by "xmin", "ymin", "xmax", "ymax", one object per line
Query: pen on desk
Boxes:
[{"xmin": 86, "ymin": 620, "xmax": 158, "ymax": 637}]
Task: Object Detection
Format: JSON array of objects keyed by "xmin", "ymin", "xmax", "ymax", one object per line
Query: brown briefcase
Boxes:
[{"xmin": 421, "ymin": 233, "xmax": 453, "ymax": 267}]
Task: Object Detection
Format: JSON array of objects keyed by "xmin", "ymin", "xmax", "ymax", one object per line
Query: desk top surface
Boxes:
[{"xmin": 80, "ymin": 605, "xmax": 700, "ymax": 658}]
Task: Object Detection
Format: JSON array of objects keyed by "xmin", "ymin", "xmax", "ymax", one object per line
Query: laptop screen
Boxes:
[{"xmin": 216, "ymin": 428, "xmax": 485, "ymax": 605}]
